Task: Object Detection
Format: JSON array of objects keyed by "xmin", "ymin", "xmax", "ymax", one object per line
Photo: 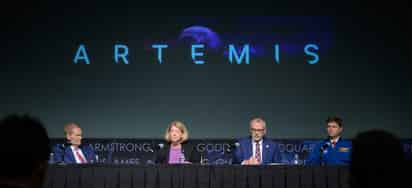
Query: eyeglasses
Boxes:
[{"xmin": 250, "ymin": 128, "xmax": 265, "ymax": 132}]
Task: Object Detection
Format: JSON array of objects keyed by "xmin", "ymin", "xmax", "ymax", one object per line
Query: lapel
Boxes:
[
  {"xmin": 65, "ymin": 146, "xmax": 76, "ymax": 163},
  {"xmin": 336, "ymin": 137, "xmax": 343, "ymax": 146},
  {"xmin": 80, "ymin": 146, "xmax": 88, "ymax": 160},
  {"xmin": 246, "ymin": 137, "xmax": 253, "ymax": 159},
  {"xmin": 165, "ymin": 145, "xmax": 171, "ymax": 162},
  {"xmin": 262, "ymin": 138, "xmax": 267, "ymax": 162},
  {"xmin": 181, "ymin": 143, "xmax": 190, "ymax": 160},
  {"xmin": 331, "ymin": 137, "xmax": 342, "ymax": 151}
]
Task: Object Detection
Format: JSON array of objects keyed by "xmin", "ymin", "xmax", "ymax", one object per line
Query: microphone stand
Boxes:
[
  {"xmin": 319, "ymin": 142, "xmax": 330, "ymax": 166},
  {"xmin": 320, "ymin": 148, "xmax": 325, "ymax": 166}
]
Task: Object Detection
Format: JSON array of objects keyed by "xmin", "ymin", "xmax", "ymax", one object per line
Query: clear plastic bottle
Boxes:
[
  {"xmin": 200, "ymin": 154, "xmax": 209, "ymax": 165},
  {"xmin": 179, "ymin": 153, "xmax": 186, "ymax": 163},
  {"xmin": 49, "ymin": 153, "xmax": 54, "ymax": 164},
  {"xmin": 293, "ymin": 154, "xmax": 300, "ymax": 165}
]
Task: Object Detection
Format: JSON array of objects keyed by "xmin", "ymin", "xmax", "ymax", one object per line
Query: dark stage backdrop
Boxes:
[{"xmin": 2, "ymin": 5, "xmax": 411, "ymax": 139}]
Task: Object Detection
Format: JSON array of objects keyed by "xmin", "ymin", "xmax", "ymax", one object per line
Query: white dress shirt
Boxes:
[
  {"xmin": 252, "ymin": 139, "xmax": 263, "ymax": 161},
  {"xmin": 330, "ymin": 137, "xmax": 340, "ymax": 148},
  {"xmin": 71, "ymin": 146, "xmax": 87, "ymax": 164}
]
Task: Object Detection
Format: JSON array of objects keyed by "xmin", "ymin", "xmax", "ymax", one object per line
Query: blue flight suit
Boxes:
[{"xmin": 306, "ymin": 138, "xmax": 352, "ymax": 165}]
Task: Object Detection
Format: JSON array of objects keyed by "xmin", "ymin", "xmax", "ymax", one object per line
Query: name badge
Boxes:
[{"xmin": 339, "ymin": 147, "xmax": 350, "ymax": 152}]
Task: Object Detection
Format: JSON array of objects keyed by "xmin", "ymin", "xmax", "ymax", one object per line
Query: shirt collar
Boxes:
[
  {"xmin": 330, "ymin": 136, "xmax": 340, "ymax": 143},
  {"xmin": 71, "ymin": 145, "xmax": 81, "ymax": 151},
  {"xmin": 252, "ymin": 139, "xmax": 263, "ymax": 145}
]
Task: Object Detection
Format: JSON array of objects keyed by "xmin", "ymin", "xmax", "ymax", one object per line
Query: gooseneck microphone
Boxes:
[{"xmin": 319, "ymin": 141, "xmax": 331, "ymax": 166}]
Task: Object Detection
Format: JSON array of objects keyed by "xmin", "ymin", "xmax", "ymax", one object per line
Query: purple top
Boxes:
[{"xmin": 168, "ymin": 147, "xmax": 184, "ymax": 164}]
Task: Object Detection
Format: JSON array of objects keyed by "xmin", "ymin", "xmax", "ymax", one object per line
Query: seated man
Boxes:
[
  {"xmin": 53, "ymin": 122, "xmax": 96, "ymax": 164},
  {"xmin": 234, "ymin": 116, "xmax": 281, "ymax": 165},
  {"xmin": 0, "ymin": 114, "xmax": 50, "ymax": 188},
  {"xmin": 306, "ymin": 116, "xmax": 352, "ymax": 165}
]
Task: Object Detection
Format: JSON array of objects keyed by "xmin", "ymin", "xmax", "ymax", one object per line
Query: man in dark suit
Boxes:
[
  {"xmin": 0, "ymin": 114, "xmax": 50, "ymax": 188},
  {"xmin": 53, "ymin": 122, "xmax": 96, "ymax": 164},
  {"xmin": 234, "ymin": 116, "xmax": 281, "ymax": 165}
]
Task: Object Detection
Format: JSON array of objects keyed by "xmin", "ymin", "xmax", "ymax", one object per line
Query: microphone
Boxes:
[
  {"xmin": 60, "ymin": 140, "xmax": 72, "ymax": 150},
  {"xmin": 234, "ymin": 142, "xmax": 240, "ymax": 148},
  {"xmin": 226, "ymin": 142, "xmax": 240, "ymax": 153},
  {"xmin": 319, "ymin": 141, "xmax": 331, "ymax": 166},
  {"xmin": 320, "ymin": 141, "xmax": 331, "ymax": 153}
]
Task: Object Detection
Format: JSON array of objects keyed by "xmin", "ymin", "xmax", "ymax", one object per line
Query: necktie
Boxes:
[
  {"xmin": 75, "ymin": 148, "xmax": 87, "ymax": 164},
  {"xmin": 255, "ymin": 141, "xmax": 261, "ymax": 163},
  {"xmin": 331, "ymin": 141, "xmax": 336, "ymax": 148}
]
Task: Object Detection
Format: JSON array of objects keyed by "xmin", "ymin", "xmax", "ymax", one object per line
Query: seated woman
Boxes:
[{"xmin": 154, "ymin": 120, "xmax": 200, "ymax": 164}]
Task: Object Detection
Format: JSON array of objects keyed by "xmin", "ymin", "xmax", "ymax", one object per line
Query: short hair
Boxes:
[
  {"xmin": 164, "ymin": 120, "xmax": 189, "ymax": 143},
  {"xmin": 64, "ymin": 122, "xmax": 80, "ymax": 136},
  {"xmin": 249, "ymin": 116, "xmax": 266, "ymax": 128},
  {"xmin": 0, "ymin": 114, "xmax": 50, "ymax": 177},
  {"xmin": 350, "ymin": 129, "xmax": 405, "ymax": 188},
  {"xmin": 326, "ymin": 116, "xmax": 343, "ymax": 127}
]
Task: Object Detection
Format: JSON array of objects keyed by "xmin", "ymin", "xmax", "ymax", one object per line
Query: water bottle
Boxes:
[
  {"xmin": 49, "ymin": 153, "xmax": 54, "ymax": 164},
  {"xmin": 293, "ymin": 154, "xmax": 299, "ymax": 165},
  {"xmin": 200, "ymin": 154, "xmax": 209, "ymax": 165},
  {"xmin": 179, "ymin": 153, "xmax": 186, "ymax": 163},
  {"xmin": 200, "ymin": 154, "xmax": 204, "ymax": 165}
]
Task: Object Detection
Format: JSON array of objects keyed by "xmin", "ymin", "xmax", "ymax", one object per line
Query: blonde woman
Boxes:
[{"xmin": 154, "ymin": 120, "xmax": 200, "ymax": 164}]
